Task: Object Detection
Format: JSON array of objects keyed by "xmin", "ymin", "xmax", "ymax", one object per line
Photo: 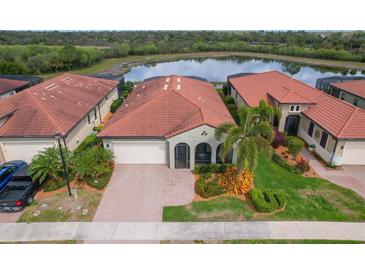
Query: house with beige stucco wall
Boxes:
[
  {"xmin": 0, "ymin": 73, "xmax": 119, "ymax": 163},
  {"xmin": 228, "ymin": 71, "xmax": 365, "ymax": 166},
  {"xmin": 99, "ymin": 75, "xmax": 235, "ymax": 170}
]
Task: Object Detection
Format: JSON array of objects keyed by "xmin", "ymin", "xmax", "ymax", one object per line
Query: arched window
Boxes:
[
  {"xmin": 195, "ymin": 143, "xmax": 212, "ymax": 164},
  {"xmin": 175, "ymin": 143, "xmax": 190, "ymax": 169},
  {"xmin": 216, "ymin": 144, "xmax": 233, "ymax": 164}
]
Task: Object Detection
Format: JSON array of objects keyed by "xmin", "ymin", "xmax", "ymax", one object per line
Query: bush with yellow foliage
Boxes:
[{"xmin": 218, "ymin": 166, "xmax": 254, "ymax": 195}]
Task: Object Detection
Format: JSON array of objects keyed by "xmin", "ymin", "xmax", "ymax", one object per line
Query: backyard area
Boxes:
[{"xmin": 163, "ymin": 154, "xmax": 365, "ymax": 222}]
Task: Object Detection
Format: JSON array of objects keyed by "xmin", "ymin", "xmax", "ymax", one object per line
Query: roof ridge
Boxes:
[
  {"xmin": 170, "ymin": 89, "xmax": 204, "ymax": 121},
  {"xmin": 338, "ymin": 107, "xmax": 358, "ymax": 137}
]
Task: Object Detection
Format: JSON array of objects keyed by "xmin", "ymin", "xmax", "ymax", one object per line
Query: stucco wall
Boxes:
[
  {"xmin": 167, "ymin": 124, "xmax": 236, "ymax": 170},
  {"xmin": 278, "ymin": 104, "xmax": 310, "ymax": 132},
  {"xmin": 0, "ymin": 90, "xmax": 15, "ymax": 100},
  {"xmin": 230, "ymin": 87, "xmax": 246, "ymax": 106}
]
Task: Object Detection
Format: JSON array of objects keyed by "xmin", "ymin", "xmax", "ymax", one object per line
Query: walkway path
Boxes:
[
  {"xmin": 302, "ymin": 149, "xmax": 365, "ymax": 199},
  {"xmin": 0, "ymin": 221, "xmax": 364, "ymax": 242}
]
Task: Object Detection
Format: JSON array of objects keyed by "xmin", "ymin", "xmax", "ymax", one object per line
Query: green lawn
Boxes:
[{"xmin": 163, "ymin": 155, "xmax": 365, "ymax": 222}]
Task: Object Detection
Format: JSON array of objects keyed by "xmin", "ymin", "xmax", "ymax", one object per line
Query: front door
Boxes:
[
  {"xmin": 284, "ymin": 115, "xmax": 301, "ymax": 136},
  {"xmin": 175, "ymin": 143, "xmax": 190, "ymax": 169}
]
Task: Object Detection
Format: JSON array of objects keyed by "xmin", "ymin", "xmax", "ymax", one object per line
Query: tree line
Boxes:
[{"xmin": 0, "ymin": 31, "xmax": 365, "ymax": 75}]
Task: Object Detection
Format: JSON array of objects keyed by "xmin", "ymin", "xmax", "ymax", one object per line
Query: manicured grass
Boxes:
[
  {"xmin": 163, "ymin": 154, "xmax": 365, "ymax": 222},
  {"xmin": 38, "ymin": 51, "xmax": 365, "ymax": 80},
  {"xmin": 18, "ymin": 185, "xmax": 102, "ymax": 223},
  {"xmin": 224, "ymin": 239, "xmax": 365, "ymax": 244}
]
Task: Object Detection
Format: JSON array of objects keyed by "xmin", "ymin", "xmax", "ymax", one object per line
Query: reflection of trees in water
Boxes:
[{"xmin": 281, "ymin": 62, "xmax": 302, "ymax": 75}]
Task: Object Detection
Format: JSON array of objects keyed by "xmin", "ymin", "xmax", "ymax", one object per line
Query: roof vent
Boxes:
[
  {"xmin": 163, "ymin": 84, "xmax": 168, "ymax": 90},
  {"xmin": 177, "ymin": 78, "xmax": 181, "ymax": 83},
  {"xmin": 45, "ymin": 83, "xmax": 57, "ymax": 90},
  {"xmin": 166, "ymin": 78, "xmax": 170, "ymax": 83},
  {"xmin": 63, "ymin": 77, "xmax": 72, "ymax": 82},
  {"xmin": 176, "ymin": 84, "xmax": 181, "ymax": 90}
]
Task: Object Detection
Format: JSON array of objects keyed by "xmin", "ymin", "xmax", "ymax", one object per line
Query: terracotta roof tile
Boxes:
[
  {"xmin": 99, "ymin": 76, "xmax": 234, "ymax": 138},
  {"xmin": 0, "ymin": 78, "xmax": 28, "ymax": 95},
  {"xmin": 230, "ymin": 71, "xmax": 365, "ymax": 139},
  {"xmin": 331, "ymin": 80, "xmax": 365, "ymax": 99},
  {"xmin": 0, "ymin": 73, "xmax": 118, "ymax": 138}
]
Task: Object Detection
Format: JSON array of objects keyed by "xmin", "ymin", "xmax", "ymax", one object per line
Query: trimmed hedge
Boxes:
[
  {"xmin": 287, "ymin": 136, "xmax": 305, "ymax": 157},
  {"xmin": 272, "ymin": 153, "xmax": 302, "ymax": 175},
  {"xmin": 110, "ymin": 98, "xmax": 123, "ymax": 113},
  {"xmin": 194, "ymin": 163, "xmax": 234, "ymax": 174},
  {"xmin": 43, "ymin": 179, "xmax": 68, "ymax": 192},
  {"xmin": 74, "ymin": 135, "xmax": 101, "ymax": 155},
  {"xmin": 249, "ymin": 188, "xmax": 286, "ymax": 213},
  {"xmin": 195, "ymin": 174, "xmax": 226, "ymax": 198}
]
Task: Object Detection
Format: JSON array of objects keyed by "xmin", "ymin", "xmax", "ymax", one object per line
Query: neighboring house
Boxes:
[
  {"xmin": 0, "ymin": 73, "xmax": 119, "ymax": 163},
  {"xmin": 0, "ymin": 75, "xmax": 42, "ymax": 100},
  {"xmin": 99, "ymin": 75, "xmax": 235, "ymax": 169},
  {"xmin": 228, "ymin": 71, "xmax": 365, "ymax": 166},
  {"xmin": 325, "ymin": 80, "xmax": 365, "ymax": 109}
]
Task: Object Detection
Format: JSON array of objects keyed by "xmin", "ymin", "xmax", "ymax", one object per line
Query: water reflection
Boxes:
[{"xmin": 125, "ymin": 57, "xmax": 364, "ymax": 86}]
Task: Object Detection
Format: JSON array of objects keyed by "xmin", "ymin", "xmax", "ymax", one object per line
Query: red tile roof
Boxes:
[
  {"xmin": 99, "ymin": 76, "xmax": 234, "ymax": 138},
  {"xmin": 331, "ymin": 79, "xmax": 365, "ymax": 99},
  {"xmin": 230, "ymin": 71, "xmax": 365, "ymax": 139},
  {"xmin": 0, "ymin": 78, "xmax": 28, "ymax": 95},
  {"xmin": 0, "ymin": 73, "xmax": 118, "ymax": 138}
]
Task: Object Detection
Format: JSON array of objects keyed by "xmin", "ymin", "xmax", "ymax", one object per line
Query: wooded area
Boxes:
[{"xmin": 0, "ymin": 31, "xmax": 364, "ymax": 74}]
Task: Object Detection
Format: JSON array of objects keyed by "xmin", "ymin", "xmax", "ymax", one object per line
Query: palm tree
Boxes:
[
  {"xmin": 29, "ymin": 147, "xmax": 66, "ymax": 184},
  {"xmin": 215, "ymin": 105, "xmax": 274, "ymax": 171},
  {"xmin": 253, "ymin": 99, "xmax": 282, "ymax": 123}
]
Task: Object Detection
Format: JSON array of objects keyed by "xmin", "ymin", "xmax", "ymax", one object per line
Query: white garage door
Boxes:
[
  {"xmin": 341, "ymin": 142, "xmax": 365, "ymax": 165},
  {"xmin": 112, "ymin": 141, "xmax": 167, "ymax": 164},
  {"xmin": 2, "ymin": 142, "xmax": 54, "ymax": 163}
]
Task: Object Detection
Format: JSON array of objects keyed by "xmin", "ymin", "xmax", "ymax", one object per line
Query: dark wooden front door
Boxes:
[
  {"xmin": 284, "ymin": 115, "xmax": 301, "ymax": 136},
  {"xmin": 175, "ymin": 143, "xmax": 190, "ymax": 169}
]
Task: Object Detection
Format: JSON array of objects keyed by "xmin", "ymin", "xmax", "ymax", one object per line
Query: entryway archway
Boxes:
[{"xmin": 175, "ymin": 143, "xmax": 190, "ymax": 169}]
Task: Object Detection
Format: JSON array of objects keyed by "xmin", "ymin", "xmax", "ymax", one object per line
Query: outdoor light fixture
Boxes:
[{"xmin": 55, "ymin": 132, "xmax": 72, "ymax": 197}]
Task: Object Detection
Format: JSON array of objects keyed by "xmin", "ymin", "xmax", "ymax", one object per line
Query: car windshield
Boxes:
[{"xmin": 0, "ymin": 166, "xmax": 17, "ymax": 181}]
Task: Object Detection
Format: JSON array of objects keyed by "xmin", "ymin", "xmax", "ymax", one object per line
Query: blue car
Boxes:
[{"xmin": 0, "ymin": 161, "xmax": 27, "ymax": 191}]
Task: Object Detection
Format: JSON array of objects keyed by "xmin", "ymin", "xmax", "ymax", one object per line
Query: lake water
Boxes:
[{"xmin": 124, "ymin": 57, "xmax": 364, "ymax": 87}]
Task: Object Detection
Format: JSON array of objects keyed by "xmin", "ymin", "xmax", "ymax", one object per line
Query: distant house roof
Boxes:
[
  {"xmin": 229, "ymin": 71, "xmax": 365, "ymax": 139},
  {"xmin": 99, "ymin": 75, "xmax": 234, "ymax": 139},
  {"xmin": 0, "ymin": 78, "xmax": 29, "ymax": 95},
  {"xmin": 0, "ymin": 73, "xmax": 118, "ymax": 138},
  {"xmin": 331, "ymin": 80, "xmax": 365, "ymax": 99}
]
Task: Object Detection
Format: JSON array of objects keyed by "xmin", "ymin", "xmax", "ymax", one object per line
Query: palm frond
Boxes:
[
  {"xmin": 248, "ymin": 121, "xmax": 274, "ymax": 142},
  {"xmin": 214, "ymin": 122, "xmax": 235, "ymax": 141},
  {"xmin": 236, "ymin": 137, "xmax": 258, "ymax": 171}
]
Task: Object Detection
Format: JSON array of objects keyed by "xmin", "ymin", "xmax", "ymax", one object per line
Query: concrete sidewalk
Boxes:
[{"xmin": 0, "ymin": 221, "xmax": 364, "ymax": 242}]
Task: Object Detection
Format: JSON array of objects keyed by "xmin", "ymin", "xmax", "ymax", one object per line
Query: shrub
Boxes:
[
  {"xmin": 224, "ymin": 96, "xmax": 235, "ymax": 105},
  {"xmin": 296, "ymin": 159, "xmax": 310, "ymax": 173},
  {"xmin": 287, "ymin": 136, "xmax": 305, "ymax": 157},
  {"xmin": 42, "ymin": 179, "xmax": 68, "ymax": 192},
  {"xmin": 195, "ymin": 174, "xmax": 226, "ymax": 198},
  {"xmin": 93, "ymin": 124, "xmax": 103, "ymax": 133},
  {"xmin": 249, "ymin": 188, "xmax": 286, "ymax": 213},
  {"xmin": 194, "ymin": 163, "xmax": 233, "ymax": 174},
  {"xmin": 227, "ymin": 104, "xmax": 239, "ymax": 124},
  {"xmin": 74, "ymin": 135, "xmax": 101, "ymax": 154},
  {"xmin": 272, "ymin": 130, "xmax": 287, "ymax": 148},
  {"xmin": 110, "ymin": 98, "xmax": 123, "ymax": 113},
  {"xmin": 272, "ymin": 153, "xmax": 302, "ymax": 174},
  {"xmin": 218, "ymin": 166, "xmax": 254, "ymax": 195},
  {"xmin": 123, "ymin": 81, "xmax": 134, "ymax": 92}
]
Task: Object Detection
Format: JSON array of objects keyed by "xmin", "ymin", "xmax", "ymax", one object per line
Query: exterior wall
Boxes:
[
  {"xmin": 299, "ymin": 115, "xmax": 337, "ymax": 164},
  {"xmin": 0, "ymin": 138, "xmax": 56, "ymax": 163},
  {"xmin": 230, "ymin": 87, "xmax": 246, "ymax": 106},
  {"xmin": 65, "ymin": 87, "xmax": 118, "ymax": 150},
  {"xmin": 278, "ymin": 104, "xmax": 310, "ymax": 132},
  {"xmin": 0, "ymin": 90, "xmax": 16, "ymax": 100},
  {"xmin": 167, "ymin": 124, "xmax": 237, "ymax": 170}
]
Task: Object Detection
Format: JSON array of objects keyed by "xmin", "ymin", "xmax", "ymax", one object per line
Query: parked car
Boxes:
[
  {"xmin": 0, "ymin": 160, "xmax": 27, "ymax": 191},
  {"xmin": 0, "ymin": 175, "xmax": 40, "ymax": 212}
]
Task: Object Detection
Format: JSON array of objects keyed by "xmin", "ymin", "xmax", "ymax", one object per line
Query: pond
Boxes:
[{"xmin": 124, "ymin": 56, "xmax": 365, "ymax": 86}]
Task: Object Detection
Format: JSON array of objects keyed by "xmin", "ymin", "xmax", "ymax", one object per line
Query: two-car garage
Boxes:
[
  {"xmin": 108, "ymin": 140, "xmax": 167, "ymax": 164},
  {"xmin": 340, "ymin": 141, "xmax": 365, "ymax": 165}
]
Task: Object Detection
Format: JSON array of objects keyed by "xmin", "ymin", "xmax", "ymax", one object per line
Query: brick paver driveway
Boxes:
[
  {"xmin": 0, "ymin": 212, "xmax": 21, "ymax": 223},
  {"xmin": 93, "ymin": 164, "xmax": 195, "ymax": 222}
]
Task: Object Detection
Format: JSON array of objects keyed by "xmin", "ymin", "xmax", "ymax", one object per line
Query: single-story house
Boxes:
[
  {"xmin": 325, "ymin": 80, "xmax": 365, "ymax": 109},
  {"xmin": 0, "ymin": 73, "xmax": 119, "ymax": 163},
  {"xmin": 0, "ymin": 78, "xmax": 29, "ymax": 100},
  {"xmin": 99, "ymin": 75, "xmax": 235, "ymax": 169},
  {"xmin": 228, "ymin": 71, "xmax": 365, "ymax": 165}
]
